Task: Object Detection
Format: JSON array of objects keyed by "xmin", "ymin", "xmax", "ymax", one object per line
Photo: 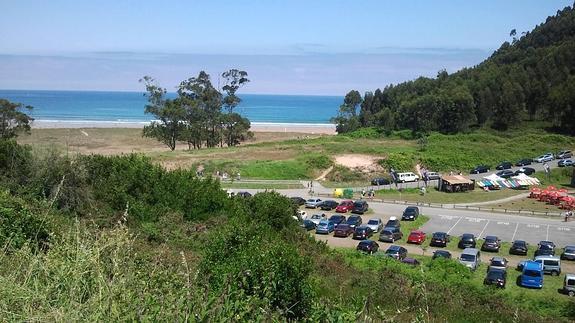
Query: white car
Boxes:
[
  {"xmin": 397, "ymin": 172, "xmax": 419, "ymax": 183},
  {"xmin": 293, "ymin": 210, "xmax": 307, "ymax": 221},
  {"xmin": 305, "ymin": 198, "xmax": 322, "ymax": 208},
  {"xmin": 425, "ymin": 172, "xmax": 441, "ymax": 180},
  {"xmin": 366, "ymin": 218, "xmax": 383, "ymax": 233},
  {"xmin": 534, "ymin": 153, "xmax": 554, "ymax": 163},
  {"xmin": 309, "ymin": 213, "xmax": 326, "ymax": 225}
]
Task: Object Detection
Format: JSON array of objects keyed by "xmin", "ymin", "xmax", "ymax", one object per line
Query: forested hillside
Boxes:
[{"xmin": 333, "ymin": 4, "xmax": 575, "ymax": 134}]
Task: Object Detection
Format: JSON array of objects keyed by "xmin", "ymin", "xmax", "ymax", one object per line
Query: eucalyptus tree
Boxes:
[{"xmin": 0, "ymin": 99, "xmax": 34, "ymax": 139}]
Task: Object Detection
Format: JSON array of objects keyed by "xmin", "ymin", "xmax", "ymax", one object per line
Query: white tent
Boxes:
[
  {"xmin": 484, "ymin": 174, "xmax": 504, "ymax": 181},
  {"xmin": 512, "ymin": 173, "xmax": 541, "ymax": 186}
]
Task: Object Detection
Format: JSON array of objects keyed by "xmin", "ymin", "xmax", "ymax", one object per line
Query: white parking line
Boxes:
[
  {"xmin": 546, "ymin": 225, "xmax": 549, "ymax": 241},
  {"xmin": 511, "ymin": 223, "xmax": 519, "ymax": 241},
  {"xmin": 478, "ymin": 220, "xmax": 490, "ymax": 238},
  {"xmin": 447, "ymin": 216, "xmax": 463, "ymax": 234}
]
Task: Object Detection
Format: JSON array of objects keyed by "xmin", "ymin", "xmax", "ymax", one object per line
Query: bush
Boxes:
[{"xmin": 343, "ymin": 127, "xmax": 382, "ymax": 139}]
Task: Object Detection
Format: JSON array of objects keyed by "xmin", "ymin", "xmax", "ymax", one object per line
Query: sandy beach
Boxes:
[{"xmin": 32, "ymin": 120, "xmax": 336, "ymax": 135}]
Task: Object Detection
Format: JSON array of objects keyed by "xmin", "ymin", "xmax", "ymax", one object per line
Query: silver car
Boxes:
[
  {"xmin": 305, "ymin": 198, "xmax": 322, "ymax": 208},
  {"xmin": 561, "ymin": 245, "xmax": 575, "ymax": 261},
  {"xmin": 534, "ymin": 153, "xmax": 554, "ymax": 163},
  {"xmin": 366, "ymin": 218, "xmax": 383, "ymax": 233}
]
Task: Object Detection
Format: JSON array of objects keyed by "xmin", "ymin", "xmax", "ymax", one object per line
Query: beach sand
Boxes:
[{"xmin": 32, "ymin": 120, "xmax": 336, "ymax": 135}]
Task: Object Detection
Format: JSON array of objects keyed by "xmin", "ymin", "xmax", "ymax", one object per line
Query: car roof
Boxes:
[
  {"xmin": 433, "ymin": 231, "xmax": 447, "ymax": 235},
  {"xmin": 359, "ymin": 239, "xmax": 374, "ymax": 244},
  {"xmin": 389, "ymin": 216, "xmax": 397, "ymax": 221},
  {"xmin": 434, "ymin": 250, "xmax": 451, "ymax": 255},
  {"xmin": 491, "ymin": 256, "xmax": 506, "ymax": 262},
  {"xmin": 368, "ymin": 218, "xmax": 381, "ymax": 221},
  {"xmin": 461, "ymin": 233, "xmax": 475, "ymax": 237},
  {"xmin": 524, "ymin": 261, "xmax": 543, "ymax": 270},
  {"xmin": 461, "ymin": 248, "xmax": 479, "ymax": 254},
  {"xmin": 387, "ymin": 245, "xmax": 402, "ymax": 251},
  {"xmin": 319, "ymin": 219, "xmax": 329, "ymax": 224},
  {"xmin": 513, "ymin": 240, "xmax": 526, "ymax": 243},
  {"xmin": 534, "ymin": 255, "xmax": 560, "ymax": 260},
  {"xmin": 484, "ymin": 235, "xmax": 498, "ymax": 239},
  {"xmin": 566, "ymin": 274, "xmax": 575, "ymax": 280},
  {"xmin": 356, "ymin": 225, "xmax": 370, "ymax": 229},
  {"xmin": 565, "ymin": 245, "xmax": 575, "ymax": 249}
]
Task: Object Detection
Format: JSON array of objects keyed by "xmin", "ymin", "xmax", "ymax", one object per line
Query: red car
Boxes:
[
  {"xmin": 335, "ymin": 200, "xmax": 354, "ymax": 213},
  {"xmin": 407, "ymin": 230, "xmax": 426, "ymax": 245}
]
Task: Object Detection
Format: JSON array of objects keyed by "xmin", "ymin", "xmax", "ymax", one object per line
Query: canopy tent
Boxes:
[
  {"xmin": 478, "ymin": 173, "xmax": 540, "ymax": 189},
  {"xmin": 512, "ymin": 173, "xmax": 541, "ymax": 186},
  {"xmin": 438, "ymin": 175, "xmax": 475, "ymax": 192}
]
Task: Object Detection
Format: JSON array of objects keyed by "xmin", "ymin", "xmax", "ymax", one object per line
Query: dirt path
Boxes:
[
  {"xmin": 458, "ymin": 192, "xmax": 531, "ymax": 207},
  {"xmin": 315, "ymin": 166, "xmax": 334, "ymax": 181}
]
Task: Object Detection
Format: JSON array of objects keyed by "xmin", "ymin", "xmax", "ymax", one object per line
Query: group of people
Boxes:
[
  {"xmin": 360, "ymin": 188, "xmax": 375, "ymax": 199},
  {"xmin": 565, "ymin": 210, "xmax": 574, "ymax": 222}
]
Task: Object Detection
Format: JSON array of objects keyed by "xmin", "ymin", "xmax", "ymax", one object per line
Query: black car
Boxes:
[
  {"xmin": 509, "ymin": 240, "xmax": 528, "ymax": 256},
  {"xmin": 481, "ymin": 236, "xmax": 501, "ymax": 252},
  {"xmin": 357, "ymin": 240, "xmax": 379, "ymax": 254},
  {"xmin": 496, "ymin": 161, "xmax": 513, "ymax": 170},
  {"xmin": 470, "ymin": 165, "xmax": 490, "ymax": 174},
  {"xmin": 320, "ymin": 200, "xmax": 339, "ymax": 211},
  {"xmin": 401, "ymin": 206, "xmax": 420, "ymax": 221},
  {"xmin": 496, "ymin": 170, "xmax": 515, "ymax": 179},
  {"xmin": 379, "ymin": 226, "xmax": 403, "ymax": 242},
  {"xmin": 432, "ymin": 250, "xmax": 452, "ymax": 260},
  {"xmin": 300, "ymin": 220, "xmax": 316, "ymax": 231},
  {"xmin": 328, "ymin": 214, "xmax": 346, "ymax": 227},
  {"xmin": 371, "ymin": 177, "xmax": 391, "ymax": 185},
  {"xmin": 458, "ymin": 233, "xmax": 477, "ymax": 249},
  {"xmin": 514, "ymin": 167, "xmax": 535, "ymax": 176},
  {"xmin": 236, "ymin": 191, "xmax": 252, "ymax": 198},
  {"xmin": 515, "ymin": 159, "xmax": 532, "ymax": 166},
  {"xmin": 430, "ymin": 232, "xmax": 450, "ymax": 247},
  {"xmin": 484, "ymin": 268, "xmax": 507, "ymax": 288},
  {"xmin": 290, "ymin": 197, "xmax": 306, "ymax": 206},
  {"xmin": 353, "ymin": 226, "xmax": 374, "ymax": 240},
  {"xmin": 346, "ymin": 215, "xmax": 363, "ymax": 228},
  {"xmin": 385, "ymin": 245, "xmax": 408, "ymax": 260},
  {"xmin": 385, "ymin": 217, "xmax": 401, "ymax": 229},
  {"xmin": 351, "ymin": 200, "xmax": 369, "ymax": 214},
  {"xmin": 535, "ymin": 241, "xmax": 556, "ymax": 257}
]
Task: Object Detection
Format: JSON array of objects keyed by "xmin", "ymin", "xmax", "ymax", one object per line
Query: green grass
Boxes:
[
  {"xmin": 220, "ymin": 182, "xmax": 304, "ymax": 189},
  {"xmin": 373, "ymin": 187, "xmax": 526, "ymax": 205}
]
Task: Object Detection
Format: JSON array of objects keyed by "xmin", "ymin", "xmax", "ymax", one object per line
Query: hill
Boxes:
[{"xmin": 332, "ymin": 4, "xmax": 575, "ymax": 135}]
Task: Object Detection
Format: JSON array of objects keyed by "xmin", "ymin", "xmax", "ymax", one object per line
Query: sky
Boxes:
[{"xmin": 0, "ymin": 0, "xmax": 573, "ymax": 95}]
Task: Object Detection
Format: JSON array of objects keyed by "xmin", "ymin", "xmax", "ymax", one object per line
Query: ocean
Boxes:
[{"xmin": 0, "ymin": 90, "xmax": 341, "ymax": 125}]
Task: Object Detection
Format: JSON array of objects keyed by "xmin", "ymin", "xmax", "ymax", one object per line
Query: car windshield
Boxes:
[
  {"xmin": 385, "ymin": 250, "xmax": 397, "ymax": 254},
  {"xmin": 460, "ymin": 254, "xmax": 475, "ymax": 262},
  {"xmin": 348, "ymin": 217, "xmax": 360, "ymax": 222},
  {"xmin": 565, "ymin": 247, "xmax": 575, "ymax": 253},
  {"xmin": 434, "ymin": 252, "xmax": 449, "ymax": 258},
  {"xmin": 539, "ymin": 244, "xmax": 553, "ymax": 250},
  {"xmin": 353, "ymin": 202, "xmax": 364, "ymax": 207},
  {"xmin": 311, "ymin": 215, "xmax": 321, "ymax": 219},
  {"xmin": 491, "ymin": 260, "xmax": 505, "ymax": 266},
  {"xmin": 433, "ymin": 233, "xmax": 445, "ymax": 239},
  {"xmin": 487, "ymin": 271, "xmax": 504, "ymax": 279},
  {"xmin": 513, "ymin": 241, "xmax": 525, "ymax": 247},
  {"xmin": 485, "ymin": 237, "xmax": 497, "ymax": 243},
  {"xmin": 462, "ymin": 235, "xmax": 473, "ymax": 241},
  {"xmin": 524, "ymin": 270, "xmax": 541, "ymax": 277},
  {"xmin": 330, "ymin": 216, "xmax": 343, "ymax": 221},
  {"xmin": 367, "ymin": 220, "xmax": 379, "ymax": 225}
]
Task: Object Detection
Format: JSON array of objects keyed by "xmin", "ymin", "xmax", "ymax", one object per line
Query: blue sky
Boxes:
[{"xmin": 0, "ymin": 0, "xmax": 572, "ymax": 95}]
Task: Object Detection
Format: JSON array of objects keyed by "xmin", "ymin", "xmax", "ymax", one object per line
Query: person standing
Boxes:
[{"xmin": 543, "ymin": 162, "xmax": 551, "ymax": 181}]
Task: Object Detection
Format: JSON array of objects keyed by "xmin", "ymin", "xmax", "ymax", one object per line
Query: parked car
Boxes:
[
  {"xmin": 561, "ymin": 245, "xmax": 575, "ymax": 261},
  {"xmin": 305, "ymin": 198, "xmax": 322, "ymax": 208},
  {"xmin": 333, "ymin": 224, "xmax": 354, "ymax": 237},
  {"xmin": 385, "ymin": 245, "xmax": 408, "ymax": 260},
  {"xmin": 328, "ymin": 214, "xmax": 346, "ymax": 227},
  {"xmin": 351, "ymin": 200, "xmax": 369, "ymax": 214},
  {"xmin": 407, "ymin": 230, "xmax": 426, "ymax": 244},
  {"xmin": 401, "ymin": 206, "xmax": 420, "ymax": 221},
  {"xmin": 514, "ymin": 167, "xmax": 535, "ymax": 176},
  {"xmin": 519, "ymin": 261, "xmax": 544, "ymax": 289},
  {"xmin": 397, "ymin": 172, "xmax": 419, "ymax": 183},
  {"xmin": 534, "ymin": 153, "xmax": 554, "ymax": 163},
  {"xmin": 430, "ymin": 232, "xmax": 450, "ymax": 247},
  {"xmin": 353, "ymin": 225, "xmax": 373, "ymax": 240},
  {"xmin": 385, "ymin": 216, "xmax": 401, "ymax": 229},
  {"xmin": 563, "ymin": 274, "xmax": 575, "ymax": 296},
  {"xmin": 300, "ymin": 219, "xmax": 316, "ymax": 231},
  {"xmin": 290, "ymin": 196, "xmax": 306, "ymax": 206},
  {"xmin": 470, "ymin": 165, "xmax": 490, "ymax": 174},
  {"xmin": 426, "ymin": 171, "xmax": 441, "ymax": 180},
  {"xmin": 515, "ymin": 159, "xmax": 532, "ymax": 166},
  {"xmin": 294, "ymin": 210, "xmax": 307, "ymax": 221},
  {"xmin": 309, "ymin": 213, "xmax": 327, "ymax": 225},
  {"xmin": 379, "ymin": 226, "xmax": 403, "ymax": 243},
  {"xmin": 320, "ymin": 200, "xmax": 339, "ymax": 211},
  {"xmin": 484, "ymin": 268, "xmax": 507, "ymax": 288},
  {"xmin": 371, "ymin": 177, "xmax": 391, "ymax": 185},
  {"xmin": 356, "ymin": 240, "xmax": 379, "ymax": 254},
  {"xmin": 335, "ymin": 200, "xmax": 354, "ymax": 213},
  {"xmin": 365, "ymin": 218, "xmax": 383, "ymax": 233},
  {"xmin": 535, "ymin": 241, "xmax": 556, "ymax": 257},
  {"xmin": 556, "ymin": 150, "xmax": 573, "ymax": 159},
  {"xmin": 481, "ymin": 236, "xmax": 501, "ymax": 252},
  {"xmin": 496, "ymin": 161, "xmax": 513, "ymax": 170},
  {"xmin": 315, "ymin": 219, "xmax": 335, "ymax": 234},
  {"xmin": 487, "ymin": 257, "xmax": 509, "ymax": 271},
  {"xmin": 237, "ymin": 191, "xmax": 252, "ymax": 198},
  {"xmin": 459, "ymin": 248, "xmax": 481, "ymax": 271},
  {"xmin": 534, "ymin": 256, "xmax": 562, "ymax": 276},
  {"xmin": 496, "ymin": 169, "xmax": 515, "ymax": 179},
  {"xmin": 510, "ymin": 240, "xmax": 529, "ymax": 256},
  {"xmin": 401, "ymin": 257, "xmax": 420, "ymax": 266},
  {"xmin": 558, "ymin": 159, "xmax": 574, "ymax": 167},
  {"xmin": 458, "ymin": 233, "xmax": 477, "ymax": 249},
  {"xmin": 346, "ymin": 215, "xmax": 363, "ymax": 228},
  {"xmin": 432, "ymin": 250, "xmax": 452, "ymax": 260}
]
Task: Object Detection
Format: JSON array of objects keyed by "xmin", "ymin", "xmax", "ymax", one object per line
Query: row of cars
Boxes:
[{"xmin": 470, "ymin": 149, "xmax": 573, "ymax": 174}]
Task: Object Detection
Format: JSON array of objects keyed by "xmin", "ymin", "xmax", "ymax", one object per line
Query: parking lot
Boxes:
[{"xmin": 421, "ymin": 214, "xmax": 574, "ymax": 245}]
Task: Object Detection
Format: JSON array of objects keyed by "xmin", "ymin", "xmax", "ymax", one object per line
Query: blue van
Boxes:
[{"xmin": 520, "ymin": 261, "xmax": 544, "ymax": 289}]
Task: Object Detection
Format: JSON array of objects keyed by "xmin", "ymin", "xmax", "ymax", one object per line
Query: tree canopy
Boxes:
[
  {"xmin": 0, "ymin": 99, "xmax": 34, "ymax": 139},
  {"xmin": 333, "ymin": 4, "xmax": 575, "ymax": 135}
]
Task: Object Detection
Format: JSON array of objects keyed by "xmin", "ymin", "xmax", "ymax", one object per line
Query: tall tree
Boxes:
[
  {"xmin": 0, "ymin": 99, "xmax": 34, "ymax": 139},
  {"xmin": 140, "ymin": 76, "xmax": 185, "ymax": 151},
  {"xmin": 221, "ymin": 69, "xmax": 251, "ymax": 146},
  {"xmin": 331, "ymin": 90, "xmax": 362, "ymax": 133}
]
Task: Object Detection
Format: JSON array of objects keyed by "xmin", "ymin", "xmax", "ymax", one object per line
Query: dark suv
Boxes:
[
  {"xmin": 346, "ymin": 215, "xmax": 363, "ymax": 229},
  {"xmin": 357, "ymin": 240, "xmax": 379, "ymax": 254},
  {"xmin": 385, "ymin": 245, "xmax": 408, "ymax": 260},
  {"xmin": 430, "ymin": 232, "xmax": 450, "ymax": 247},
  {"xmin": 351, "ymin": 200, "xmax": 369, "ymax": 214},
  {"xmin": 379, "ymin": 226, "xmax": 403, "ymax": 242},
  {"xmin": 352, "ymin": 226, "xmax": 373, "ymax": 240},
  {"xmin": 320, "ymin": 200, "xmax": 339, "ymax": 211},
  {"xmin": 470, "ymin": 165, "xmax": 490, "ymax": 174},
  {"xmin": 401, "ymin": 206, "xmax": 420, "ymax": 221},
  {"xmin": 496, "ymin": 161, "xmax": 512, "ymax": 170},
  {"xmin": 509, "ymin": 240, "xmax": 528, "ymax": 255},
  {"xmin": 481, "ymin": 236, "xmax": 501, "ymax": 252},
  {"xmin": 458, "ymin": 233, "xmax": 477, "ymax": 249},
  {"xmin": 535, "ymin": 241, "xmax": 556, "ymax": 257}
]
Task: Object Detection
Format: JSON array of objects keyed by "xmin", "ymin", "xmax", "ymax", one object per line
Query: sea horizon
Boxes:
[{"xmin": 0, "ymin": 89, "xmax": 342, "ymax": 125}]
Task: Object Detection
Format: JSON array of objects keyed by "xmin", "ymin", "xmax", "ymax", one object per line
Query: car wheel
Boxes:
[{"xmin": 568, "ymin": 290, "xmax": 575, "ymax": 297}]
